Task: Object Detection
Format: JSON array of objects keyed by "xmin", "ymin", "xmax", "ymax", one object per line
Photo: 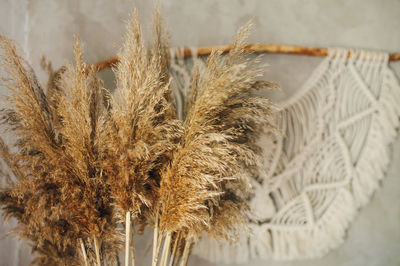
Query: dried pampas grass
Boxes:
[
  {"xmin": 0, "ymin": 5, "xmax": 276, "ymax": 266},
  {"xmin": 0, "ymin": 35, "xmax": 122, "ymax": 265},
  {"xmin": 154, "ymin": 21, "xmax": 277, "ymax": 266},
  {"xmin": 98, "ymin": 6, "xmax": 182, "ymax": 266}
]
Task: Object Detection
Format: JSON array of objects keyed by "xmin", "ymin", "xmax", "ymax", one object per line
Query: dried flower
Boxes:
[
  {"xmin": 0, "ymin": 7, "xmax": 277, "ymax": 266},
  {"xmin": 157, "ymin": 22, "xmax": 277, "ymax": 265},
  {"xmin": 0, "ymin": 35, "xmax": 122, "ymax": 265}
]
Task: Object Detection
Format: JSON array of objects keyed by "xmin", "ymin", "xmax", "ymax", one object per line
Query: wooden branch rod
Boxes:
[{"xmin": 92, "ymin": 43, "xmax": 400, "ymax": 71}]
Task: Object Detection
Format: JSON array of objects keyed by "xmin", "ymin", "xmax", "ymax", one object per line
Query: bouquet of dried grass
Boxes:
[
  {"xmin": 153, "ymin": 22, "xmax": 277, "ymax": 266},
  {"xmin": 0, "ymin": 5, "xmax": 276, "ymax": 266},
  {"xmin": 0, "ymin": 34, "xmax": 122, "ymax": 265},
  {"xmin": 99, "ymin": 7, "xmax": 182, "ymax": 266}
]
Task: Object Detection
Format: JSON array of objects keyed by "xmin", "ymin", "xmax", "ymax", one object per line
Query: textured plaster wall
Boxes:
[{"xmin": 0, "ymin": 0, "xmax": 399, "ymax": 265}]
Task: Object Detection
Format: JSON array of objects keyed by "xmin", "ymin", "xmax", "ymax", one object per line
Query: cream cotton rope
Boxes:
[{"xmin": 169, "ymin": 48, "xmax": 400, "ymax": 263}]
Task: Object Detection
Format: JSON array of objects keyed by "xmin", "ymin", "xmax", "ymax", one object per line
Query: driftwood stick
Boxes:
[{"xmin": 92, "ymin": 43, "xmax": 400, "ymax": 71}]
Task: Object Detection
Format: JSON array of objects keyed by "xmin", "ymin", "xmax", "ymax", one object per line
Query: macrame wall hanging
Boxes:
[{"xmin": 164, "ymin": 47, "xmax": 400, "ymax": 263}]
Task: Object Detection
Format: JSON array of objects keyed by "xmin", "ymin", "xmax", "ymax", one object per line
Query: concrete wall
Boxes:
[{"xmin": 1, "ymin": 1, "xmax": 399, "ymax": 265}]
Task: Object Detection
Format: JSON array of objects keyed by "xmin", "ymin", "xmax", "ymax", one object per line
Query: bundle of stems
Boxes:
[{"xmin": 0, "ymin": 4, "xmax": 276, "ymax": 266}]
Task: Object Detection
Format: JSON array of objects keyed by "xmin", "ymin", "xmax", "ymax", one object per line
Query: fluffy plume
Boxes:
[
  {"xmin": 99, "ymin": 7, "xmax": 182, "ymax": 224},
  {"xmin": 159, "ymin": 22, "xmax": 276, "ymax": 251},
  {"xmin": 0, "ymin": 36, "xmax": 122, "ymax": 265},
  {"xmin": 97, "ymin": 6, "xmax": 182, "ymax": 265}
]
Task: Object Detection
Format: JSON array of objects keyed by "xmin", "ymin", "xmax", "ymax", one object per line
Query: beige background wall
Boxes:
[{"xmin": 1, "ymin": 0, "xmax": 399, "ymax": 265}]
